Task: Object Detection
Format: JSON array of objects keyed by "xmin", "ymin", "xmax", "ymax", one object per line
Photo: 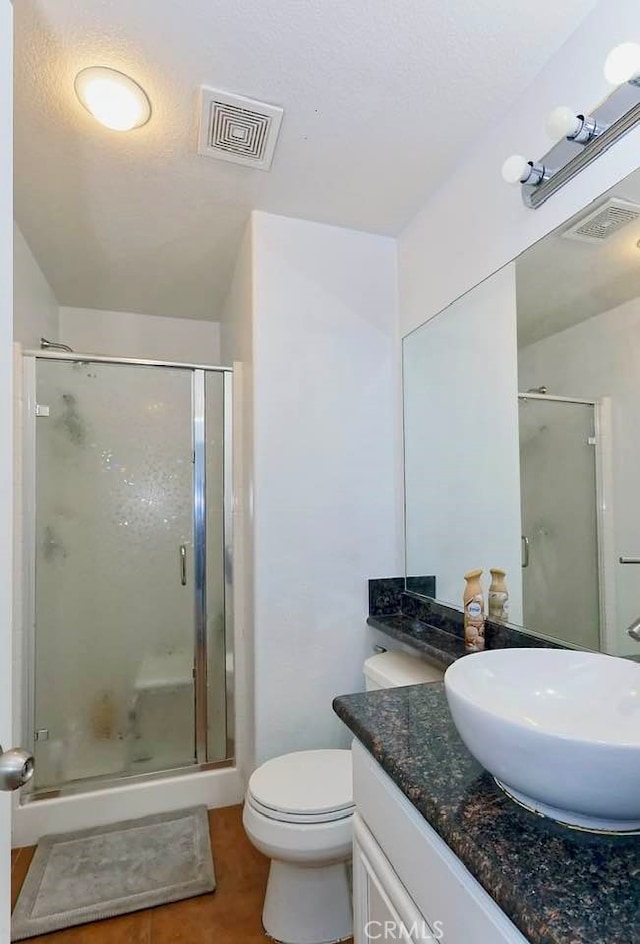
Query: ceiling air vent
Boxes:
[
  {"xmin": 562, "ymin": 197, "xmax": 640, "ymax": 243},
  {"xmin": 197, "ymin": 87, "xmax": 283, "ymax": 171}
]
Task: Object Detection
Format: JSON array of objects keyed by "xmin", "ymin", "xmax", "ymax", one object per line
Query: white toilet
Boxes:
[
  {"xmin": 243, "ymin": 650, "xmax": 444, "ymax": 944},
  {"xmin": 362, "ymin": 649, "xmax": 444, "ymax": 691}
]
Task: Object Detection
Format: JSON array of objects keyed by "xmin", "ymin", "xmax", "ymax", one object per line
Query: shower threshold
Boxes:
[{"xmin": 23, "ymin": 756, "xmax": 234, "ymax": 803}]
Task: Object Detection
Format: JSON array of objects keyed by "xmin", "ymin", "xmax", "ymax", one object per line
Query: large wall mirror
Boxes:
[{"xmin": 404, "ymin": 163, "xmax": 640, "ymax": 657}]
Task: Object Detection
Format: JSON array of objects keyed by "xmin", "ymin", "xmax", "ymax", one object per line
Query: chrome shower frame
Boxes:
[
  {"xmin": 517, "ymin": 391, "xmax": 616, "ymax": 655},
  {"xmin": 20, "ymin": 351, "xmax": 235, "ymax": 801}
]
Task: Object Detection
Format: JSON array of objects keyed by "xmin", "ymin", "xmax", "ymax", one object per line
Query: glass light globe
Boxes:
[
  {"xmin": 546, "ymin": 106, "xmax": 581, "ymax": 142},
  {"xmin": 501, "ymin": 155, "xmax": 529, "ymax": 185},
  {"xmin": 74, "ymin": 67, "xmax": 151, "ymax": 131},
  {"xmin": 604, "ymin": 42, "xmax": 640, "ymax": 86}
]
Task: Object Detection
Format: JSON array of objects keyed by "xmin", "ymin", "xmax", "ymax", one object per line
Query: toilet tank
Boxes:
[{"xmin": 363, "ymin": 650, "xmax": 444, "ymax": 690}]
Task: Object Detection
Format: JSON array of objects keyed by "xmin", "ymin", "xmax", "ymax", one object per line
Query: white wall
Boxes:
[
  {"xmin": 399, "ymin": 0, "xmax": 640, "ymax": 339},
  {"xmin": 1, "ymin": 0, "xmax": 13, "ymax": 932},
  {"xmin": 219, "ymin": 222, "xmax": 256, "ymax": 779},
  {"xmin": 404, "ymin": 266, "xmax": 522, "ymax": 620},
  {"xmin": 59, "ymin": 306, "xmax": 221, "ymax": 365},
  {"xmin": 11, "ymin": 254, "xmax": 223, "ymax": 365},
  {"xmin": 251, "ymin": 211, "xmax": 402, "ymax": 764},
  {"xmin": 220, "ymin": 226, "xmax": 253, "ymax": 372},
  {"xmin": 519, "ymin": 297, "xmax": 640, "ymax": 655},
  {"xmin": 13, "ymin": 223, "xmax": 58, "ymax": 348}
]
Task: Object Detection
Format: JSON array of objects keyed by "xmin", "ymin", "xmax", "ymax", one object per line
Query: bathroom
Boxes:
[{"xmin": 1, "ymin": 0, "xmax": 640, "ymax": 942}]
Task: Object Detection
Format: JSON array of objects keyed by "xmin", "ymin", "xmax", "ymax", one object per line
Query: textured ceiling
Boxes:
[
  {"xmin": 517, "ymin": 166, "xmax": 640, "ymax": 348},
  {"xmin": 14, "ymin": 0, "xmax": 599, "ymax": 321}
]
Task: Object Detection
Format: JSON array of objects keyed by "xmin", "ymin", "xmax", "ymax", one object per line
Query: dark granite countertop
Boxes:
[
  {"xmin": 333, "ymin": 682, "xmax": 640, "ymax": 944},
  {"xmin": 367, "ymin": 614, "xmax": 465, "ymax": 666},
  {"xmin": 367, "ymin": 588, "xmax": 562, "ymax": 670}
]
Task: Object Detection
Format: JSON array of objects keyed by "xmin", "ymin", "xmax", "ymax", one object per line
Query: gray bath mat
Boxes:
[{"xmin": 11, "ymin": 806, "xmax": 215, "ymax": 940}]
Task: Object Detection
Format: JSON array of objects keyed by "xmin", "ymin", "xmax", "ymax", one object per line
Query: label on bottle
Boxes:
[{"xmin": 464, "ymin": 593, "xmax": 485, "ymax": 652}]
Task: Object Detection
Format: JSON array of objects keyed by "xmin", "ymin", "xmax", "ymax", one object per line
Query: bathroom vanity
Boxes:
[
  {"xmin": 334, "ymin": 682, "xmax": 640, "ymax": 944},
  {"xmin": 351, "ymin": 742, "xmax": 527, "ymax": 944}
]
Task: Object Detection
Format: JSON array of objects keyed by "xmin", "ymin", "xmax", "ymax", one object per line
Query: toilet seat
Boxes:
[
  {"xmin": 247, "ymin": 749, "xmax": 354, "ymax": 825},
  {"xmin": 247, "ymin": 792, "xmax": 354, "ymax": 824}
]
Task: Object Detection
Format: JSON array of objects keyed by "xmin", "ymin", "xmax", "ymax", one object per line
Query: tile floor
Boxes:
[{"xmin": 11, "ymin": 805, "xmax": 270, "ymax": 943}]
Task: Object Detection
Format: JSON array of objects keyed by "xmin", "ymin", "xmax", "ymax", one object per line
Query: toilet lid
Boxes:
[{"xmin": 247, "ymin": 749, "xmax": 353, "ymax": 818}]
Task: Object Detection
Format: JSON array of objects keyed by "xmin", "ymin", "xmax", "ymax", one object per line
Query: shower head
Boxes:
[{"xmin": 41, "ymin": 337, "xmax": 74, "ymax": 353}]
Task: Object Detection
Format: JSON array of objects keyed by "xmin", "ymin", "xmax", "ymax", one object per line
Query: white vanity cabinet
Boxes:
[
  {"xmin": 353, "ymin": 814, "xmax": 438, "ymax": 943},
  {"xmin": 352, "ymin": 741, "xmax": 530, "ymax": 944}
]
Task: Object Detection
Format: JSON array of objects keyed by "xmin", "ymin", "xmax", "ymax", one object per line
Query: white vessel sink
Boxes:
[{"xmin": 444, "ymin": 648, "xmax": 640, "ymax": 833}]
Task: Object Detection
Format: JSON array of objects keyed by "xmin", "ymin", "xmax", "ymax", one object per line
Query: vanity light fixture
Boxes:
[
  {"xmin": 546, "ymin": 106, "xmax": 604, "ymax": 144},
  {"xmin": 501, "ymin": 155, "xmax": 546, "ymax": 186},
  {"xmin": 604, "ymin": 42, "xmax": 640, "ymax": 87},
  {"xmin": 74, "ymin": 67, "xmax": 151, "ymax": 131},
  {"xmin": 502, "ymin": 44, "xmax": 640, "ymax": 208}
]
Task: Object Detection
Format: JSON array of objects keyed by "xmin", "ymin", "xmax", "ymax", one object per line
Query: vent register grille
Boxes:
[
  {"xmin": 562, "ymin": 198, "xmax": 640, "ymax": 243},
  {"xmin": 197, "ymin": 88, "xmax": 284, "ymax": 170}
]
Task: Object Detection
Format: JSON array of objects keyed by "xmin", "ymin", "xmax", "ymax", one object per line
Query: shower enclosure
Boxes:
[
  {"xmin": 21, "ymin": 353, "xmax": 233, "ymax": 798},
  {"xmin": 518, "ymin": 392, "xmax": 611, "ymax": 651}
]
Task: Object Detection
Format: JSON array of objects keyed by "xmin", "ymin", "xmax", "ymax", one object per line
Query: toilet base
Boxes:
[{"xmin": 262, "ymin": 860, "xmax": 353, "ymax": 944}]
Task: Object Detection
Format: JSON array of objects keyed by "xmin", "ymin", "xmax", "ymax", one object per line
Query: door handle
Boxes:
[
  {"xmin": 0, "ymin": 745, "xmax": 34, "ymax": 791},
  {"xmin": 521, "ymin": 535, "xmax": 530, "ymax": 569},
  {"xmin": 180, "ymin": 544, "xmax": 187, "ymax": 586}
]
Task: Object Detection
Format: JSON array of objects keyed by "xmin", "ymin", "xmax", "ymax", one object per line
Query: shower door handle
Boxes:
[
  {"xmin": 521, "ymin": 535, "xmax": 530, "ymax": 568},
  {"xmin": 0, "ymin": 745, "xmax": 34, "ymax": 791},
  {"xmin": 179, "ymin": 545, "xmax": 187, "ymax": 586}
]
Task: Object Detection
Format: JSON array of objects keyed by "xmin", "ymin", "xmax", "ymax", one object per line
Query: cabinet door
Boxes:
[{"xmin": 353, "ymin": 814, "xmax": 439, "ymax": 944}]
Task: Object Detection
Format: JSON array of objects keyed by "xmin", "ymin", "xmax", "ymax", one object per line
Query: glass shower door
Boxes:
[
  {"xmin": 32, "ymin": 360, "xmax": 196, "ymax": 790},
  {"xmin": 518, "ymin": 396, "xmax": 600, "ymax": 649}
]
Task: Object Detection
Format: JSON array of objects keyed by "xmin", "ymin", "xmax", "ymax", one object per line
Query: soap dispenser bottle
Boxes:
[
  {"xmin": 488, "ymin": 569, "xmax": 509, "ymax": 622},
  {"xmin": 463, "ymin": 569, "xmax": 485, "ymax": 653}
]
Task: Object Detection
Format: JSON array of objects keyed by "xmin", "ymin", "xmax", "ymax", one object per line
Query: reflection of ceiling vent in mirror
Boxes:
[
  {"xmin": 197, "ymin": 87, "xmax": 283, "ymax": 171},
  {"xmin": 562, "ymin": 197, "xmax": 640, "ymax": 243}
]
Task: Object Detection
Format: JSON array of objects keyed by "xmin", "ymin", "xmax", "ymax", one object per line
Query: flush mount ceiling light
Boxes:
[{"xmin": 74, "ymin": 67, "xmax": 151, "ymax": 131}]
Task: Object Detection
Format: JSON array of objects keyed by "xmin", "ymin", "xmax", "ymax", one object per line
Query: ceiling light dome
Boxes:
[{"xmin": 74, "ymin": 67, "xmax": 151, "ymax": 131}]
